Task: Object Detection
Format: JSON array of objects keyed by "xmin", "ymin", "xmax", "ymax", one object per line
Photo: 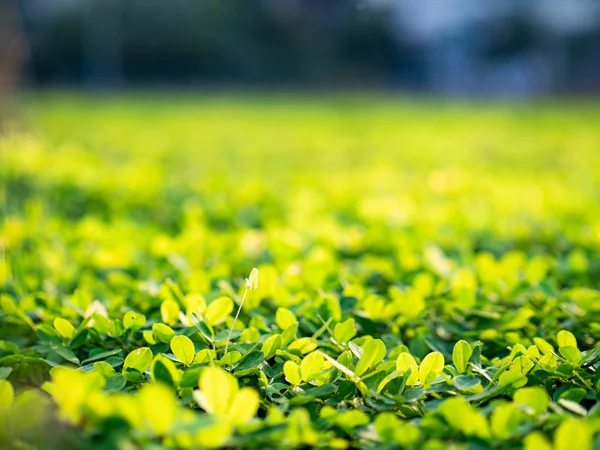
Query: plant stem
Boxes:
[{"xmin": 224, "ymin": 287, "xmax": 248, "ymax": 355}]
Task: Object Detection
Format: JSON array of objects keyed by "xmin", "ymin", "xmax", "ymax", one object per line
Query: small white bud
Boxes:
[{"xmin": 245, "ymin": 268, "xmax": 259, "ymax": 290}]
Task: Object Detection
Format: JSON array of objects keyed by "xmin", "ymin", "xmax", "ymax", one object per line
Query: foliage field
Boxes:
[{"xmin": 1, "ymin": 95, "xmax": 600, "ymax": 449}]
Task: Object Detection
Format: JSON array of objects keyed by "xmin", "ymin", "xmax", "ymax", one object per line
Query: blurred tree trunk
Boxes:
[{"xmin": 0, "ymin": 0, "xmax": 25, "ymax": 122}]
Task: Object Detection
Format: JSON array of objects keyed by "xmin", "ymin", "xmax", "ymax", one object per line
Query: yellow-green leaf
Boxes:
[
  {"xmin": 123, "ymin": 312, "xmax": 146, "ymax": 331},
  {"xmin": 160, "ymin": 300, "xmax": 180, "ymax": 326},
  {"xmin": 354, "ymin": 339, "xmax": 386, "ymax": 377},
  {"xmin": 283, "ymin": 361, "xmax": 302, "ymax": 385},
  {"xmin": 491, "ymin": 403, "xmax": 522, "ymax": 439},
  {"xmin": 333, "ymin": 318, "xmax": 357, "ymax": 343},
  {"xmin": 262, "ymin": 334, "xmax": 283, "ymax": 359},
  {"xmin": 557, "ymin": 330, "xmax": 577, "ymax": 349},
  {"xmin": 452, "ymin": 340, "xmax": 472, "ymax": 373},
  {"xmin": 555, "ymin": 419, "xmax": 592, "ymax": 450},
  {"xmin": 197, "ymin": 366, "xmax": 238, "ymax": 415},
  {"xmin": 533, "ymin": 337, "xmax": 554, "ymax": 355},
  {"xmin": 559, "ymin": 346, "xmax": 582, "ymax": 365},
  {"xmin": 54, "ymin": 318, "xmax": 75, "ymax": 340},
  {"xmin": 0, "ymin": 379, "xmax": 14, "ymax": 408},
  {"xmin": 514, "ymin": 386, "xmax": 549, "ymax": 415},
  {"xmin": 170, "ymin": 335, "xmax": 195, "ymax": 365},
  {"xmin": 396, "ymin": 352, "xmax": 419, "ymax": 386},
  {"xmin": 194, "ymin": 421, "xmax": 232, "ymax": 449},
  {"xmin": 205, "ymin": 297, "xmax": 233, "ymax": 326},
  {"xmin": 524, "ymin": 432, "xmax": 552, "ymax": 450},
  {"xmin": 419, "ymin": 351, "xmax": 445, "ymax": 386},
  {"xmin": 138, "ymin": 383, "xmax": 178, "ymax": 435},
  {"xmin": 300, "ymin": 351, "xmax": 325, "ymax": 382},
  {"xmin": 124, "ymin": 347, "xmax": 153, "ymax": 373},
  {"xmin": 220, "ymin": 351, "xmax": 242, "ymax": 365},
  {"xmin": 194, "ymin": 349, "xmax": 215, "ymax": 365},
  {"xmin": 276, "ymin": 307, "xmax": 297, "ymax": 330},
  {"xmin": 228, "ymin": 387, "xmax": 259, "ymax": 425},
  {"xmin": 288, "ymin": 337, "xmax": 318, "ymax": 354},
  {"xmin": 152, "ymin": 323, "xmax": 176, "ymax": 343}
]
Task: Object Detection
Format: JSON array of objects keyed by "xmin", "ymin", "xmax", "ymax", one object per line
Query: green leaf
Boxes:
[
  {"xmin": 170, "ymin": 335, "xmax": 195, "ymax": 365},
  {"xmin": 234, "ymin": 351, "xmax": 264, "ymax": 372},
  {"xmin": 286, "ymin": 408, "xmax": 319, "ymax": 446},
  {"xmin": 70, "ymin": 329, "xmax": 88, "ymax": 349},
  {"xmin": 514, "ymin": 386, "xmax": 549, "ymax": 415},
  {"xmin": 333, "ymin": 318, "xmax": 357, "ymax": 343},
  {"xmin": 0, "ymin": 295, "xmax": 18, "ymax": 316},
  {"xmin": 262, "ymin": 334, "xmax": 283, "ymax": 359},
  {"xmin": 152, "ymin": 323, "xmax": 176, "ymax": 344},
  {"xmin": 491, "ymin": 403, "xmax": 522, "ymax": 439},
  {"xmin": 557, "ymin": 330, "xmax": 577, "ymax": 349},
  {"xmin": 50, "ymin": 342, "xmax": 80, "ymax": 365},
  {"xmin": 559, "ymin": 387, "xmax": 586, "ymax": 403},
  {"xmin": 81, "ymin": 348, "xmax": 123, "ymax": 365},
  {"xmin": 376, "ymin": 370, "xmax": 404, "ymax": 393},
  {"xmin": 220, "ymin": 351, "xmax": 242, "ymax": 366},
  {"xmin": 151, "ymin": 355, "xmax": 179, "ymax": 387},
  {"xmin": 281, "ymin": 323, "xmax": 298, "ymax": 347},
  {"xmin": 123, "ymin": 368, "xmax": 143, "ymax": 384},
  {"xmin": 454, "ymin": 375, "xmax": 481, "ymax": 391},
  {"xmin": 418, "ymin": 351, "xmax": 444, "ymax": 386},
  {"xmin": 559, "ymin": 346, "xmax": 582, "ymax": 365},
  {"xmin": 103, "ymin": 374, "xmax": 127, "ymax": 392},
  {"xmin": 123, "ymin": 312, "xmax": 146, "ymax": 331},
  {"xmin": 180, "ymin": 366, "xmax": 202, "ymax": 388},
  {"xmin": 581, "ymin": 345, "xmax": 600, "ymax": 367},
  {"xmin": 354, "ymin": 339, "xmax": 386, "ymax": 377},
  {"xmin": 0, "ymin": 367, "xmax": 12, "ymax": 380},
  {"xmin": 205, "ymin": 297, "xmax": 233, "ymax": 326},
  {"xmin": 190, "ymin": 312, "xmax": 214, "ymax": 342},
  {"xmin": 123, "ymin": 347, "xmax": 153, "ymax": 373},
  {"xmin": 93, "ymin": 361, "xmax": 116, "ymax": 377},
  {"xmin": 439, "ymin": 396, "xmax": 489, "ymax": 438},
  {"xmin": 333, "ymin": 409, "xmax": 369, "ymax": 431},
  {"xmin": 320, "ymin": 351, "xmax": 356, "ymax": 379},
  {"xmin": 452, "ymin": 340, "xmax": 472, "ymax": 373},
  {"xmin": 374, "ymin": 412, "xmax": 419, "ymax": 445},
  {"xmin": 53, "ymin": 318, "xmax": 75, "ymax": 340},
  {"xmin": 374, "ymin": 412, "xmax": 400, "ymax": 443}
]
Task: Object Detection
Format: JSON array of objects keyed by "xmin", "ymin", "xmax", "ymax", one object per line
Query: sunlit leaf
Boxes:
[
  {"xmin": 419, "ymin": 351, "xmax": 444, "ymax": 386},
  {"xmin": 170, "ymin": 335, "xmax": 195, "ymax": 365}
]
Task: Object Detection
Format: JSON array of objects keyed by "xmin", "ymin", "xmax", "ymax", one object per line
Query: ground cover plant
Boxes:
[{"xmin": 1, "ymin": 95, "xmax": 600, "ymax": 449}]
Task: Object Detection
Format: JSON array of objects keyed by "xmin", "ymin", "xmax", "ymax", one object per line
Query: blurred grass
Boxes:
[{"xmin": 2, "ymin": 94, "xmax": 600, "ymax": 293}]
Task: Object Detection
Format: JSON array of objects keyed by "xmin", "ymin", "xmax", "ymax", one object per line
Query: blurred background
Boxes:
[{"xmin": 3, "ymin": 0, "xmax": 600, "ymax": 96}]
